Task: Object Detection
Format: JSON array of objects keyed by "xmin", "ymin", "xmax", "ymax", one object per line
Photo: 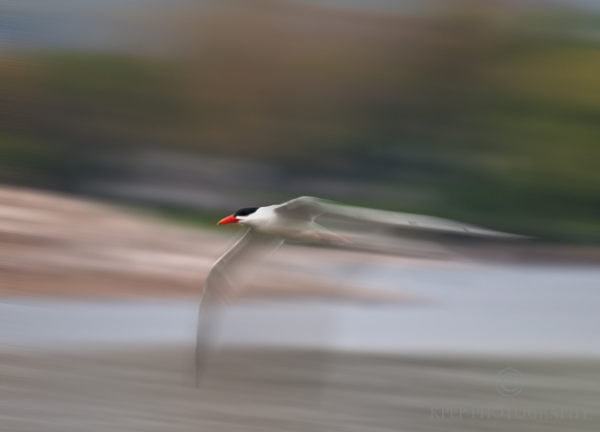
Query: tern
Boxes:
[{"xmin": 196, "ymin": 196, "xmax": 525, "ymax": 384}]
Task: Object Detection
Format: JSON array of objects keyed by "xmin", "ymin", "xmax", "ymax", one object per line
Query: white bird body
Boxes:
[
  {"xmin": 225, "ymin": 200, "xmax": 337, "ymax": 241},
  {"xmin": 237, "ymin": 205, "xmax": 314, "ymax": 235},
  {"xmin": 236, "ymin": 205, "xmax": 278, "ymax": 230}
]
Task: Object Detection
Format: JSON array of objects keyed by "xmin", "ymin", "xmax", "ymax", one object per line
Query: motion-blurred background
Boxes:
[
  {"xmin": 0, "ymin": 1, "xmax": 599, "ymax": 431},
  {"xmin": 2, "ymin": 0, "xmax": 599, "ymax": 241}
]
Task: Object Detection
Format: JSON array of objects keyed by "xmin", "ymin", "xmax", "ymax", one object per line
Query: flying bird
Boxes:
[{"xmin": 196, "ymin": 196, "xmax": 525, "ymax": 384}]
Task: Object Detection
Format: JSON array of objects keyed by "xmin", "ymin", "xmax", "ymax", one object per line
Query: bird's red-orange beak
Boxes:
[{"xmin": 217, "ymin": 215, "xmax": 239, "ymax": 225}]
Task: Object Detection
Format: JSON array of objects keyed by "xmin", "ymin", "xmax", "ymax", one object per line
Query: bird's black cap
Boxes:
[{"xmin": 234, "ymin": 207, "xmax": 259, "ymax": 217}]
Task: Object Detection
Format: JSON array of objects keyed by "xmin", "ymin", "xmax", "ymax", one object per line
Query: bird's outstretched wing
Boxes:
[
  {"xmin": 276, "ymin": 196, "xmax": 527, "ymax": 239},
  {"xmin": 196, "ymin": 229, "xmax": 283, "ymax": 385}
]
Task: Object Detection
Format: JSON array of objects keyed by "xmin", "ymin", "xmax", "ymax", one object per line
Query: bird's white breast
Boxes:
[
  {"xmin": 239, "ymin": 205, "xmax": 314, "ymax": 237},
  {"xmin": 238, "ymin": 206, "xmax": 278, "ymax": 230}
]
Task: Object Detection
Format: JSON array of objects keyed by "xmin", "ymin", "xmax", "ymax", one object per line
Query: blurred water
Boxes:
[{"xmin": 1, "ymin": 263, "xmax": 598, "ymax": 356}]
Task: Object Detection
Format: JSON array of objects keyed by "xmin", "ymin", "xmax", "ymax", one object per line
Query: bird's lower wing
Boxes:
[{"xmin": 196, "ymin": 229, "xmax": 283, "ymax": 385}]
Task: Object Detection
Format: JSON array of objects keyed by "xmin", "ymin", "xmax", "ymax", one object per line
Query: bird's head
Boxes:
[{"xmin": 217, "ymin": 207, "xmax": 259, "ymax": 226}]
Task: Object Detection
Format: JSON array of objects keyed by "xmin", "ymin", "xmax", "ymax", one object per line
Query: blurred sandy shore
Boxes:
[
  {"xmin": 0, "ymin": 186, "xmax": 597, "ymax": 301},
  {"xmin": 1, "ymin": 346, "xmax": 598, "ymax": 432}
]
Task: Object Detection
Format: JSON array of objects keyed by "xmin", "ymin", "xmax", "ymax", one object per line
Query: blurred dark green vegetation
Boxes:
[{"xmin": 0, "ymin": 1, "xmax": 599, "ymax": 242}]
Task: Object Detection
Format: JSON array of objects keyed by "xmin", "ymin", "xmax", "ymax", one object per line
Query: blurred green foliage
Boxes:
[{"xmin": 0, "ymin": 2, "xmax": 598, "ymax": 241}]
